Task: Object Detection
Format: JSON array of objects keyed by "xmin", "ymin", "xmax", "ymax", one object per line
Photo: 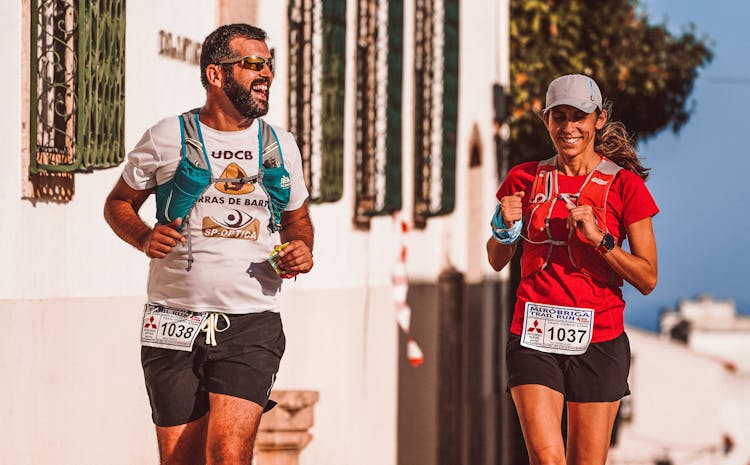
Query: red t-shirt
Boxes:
[{"xmin": 496, "ymin": 160, "xmax": 659, "ymax": 342}]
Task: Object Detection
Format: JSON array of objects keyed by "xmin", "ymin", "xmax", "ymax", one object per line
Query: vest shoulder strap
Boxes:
[
  {"xmin": 529, "ymin": 156, "xmax": 557, "ymax": 203},
  {"xmin": 258, "ymin": 118, "xmax": 284, "ymax": 168},
  {"xmin": 179, "ymin": 108, "xmax": 210, "ymax": 171},
  {"xmin": 595, "ymin": 158, "xmax": 622, "ymax": 176},
  {"xmin": 578, "ymin": 158, "xmax": 622, "ymax": 206}
]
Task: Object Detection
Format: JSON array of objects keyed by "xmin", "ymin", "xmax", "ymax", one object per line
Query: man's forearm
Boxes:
[
  {"xmin": 104, "ymin": 198, "xmax": 151, "ymax": 253},
  {"xmin": 280, "ymin": 206, "xmax": 314, "ymax": 251}
]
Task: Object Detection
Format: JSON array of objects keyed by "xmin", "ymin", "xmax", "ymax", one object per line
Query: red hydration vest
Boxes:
[{"xmin": 521, "ymin": 156, "xmax": 622, "ymax": 284}]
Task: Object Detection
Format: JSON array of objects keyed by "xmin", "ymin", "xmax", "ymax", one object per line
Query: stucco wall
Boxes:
[
  {"xmin": 1, "ymin": 0, "xmax": 507, "ymax": 464},
  {"xmin": 609, "ymin": 328, "xmax": 729, "ymax": 465},
  {"xmin": 0, "ymin": 286, "xmax": 397, "ymax": 465}
]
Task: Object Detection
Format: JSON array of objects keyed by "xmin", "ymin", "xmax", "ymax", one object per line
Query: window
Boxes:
[
  {"xmin": 413, "ymin": 0, "xmax": 459, "ymax": 227},
  {"xmin": 354, "ymin": 0, "xmax": 403, "ymax": 227},
  {"xmin": 29, "ymin": 0, "xmax": 125, "ymax": 183},
  {"xmin": 288, "ymin": 0, "xmax": 346, "ymax": 203}
]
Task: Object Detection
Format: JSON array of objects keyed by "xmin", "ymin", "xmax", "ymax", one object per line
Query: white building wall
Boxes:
[
  {"xmin": 722, "ymin": 375, "xmax": 750, "ymax": 465},
  {"xmin": 609, "ymin": 328, "xmax": 730, "ymax": 465},
  {"xmin": 1, "ymin": 1, "xmax": 507, "ymax": 464},
  {"xmin": 2, "ymin": 2, "xmax": 216, "ymax": 464},
  {"xmin": 678, "ymin": 297, "xmax": 737, "ymax": 326},
  {"xmin": 689, "ymin": 331, "xmax": 750, "ymax": 372},
  {"xmin": 2, "ymin": 0, "xmax": 216, "ymax": 301},
  {"xmin": 657, "ymin": 297, "xmax": 750, "ymax": 465}
]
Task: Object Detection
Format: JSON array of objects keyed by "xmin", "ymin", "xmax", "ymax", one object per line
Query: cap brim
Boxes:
[{"xmin": 543, "ymin": 98, "xmax": 599, "ymax": 115}]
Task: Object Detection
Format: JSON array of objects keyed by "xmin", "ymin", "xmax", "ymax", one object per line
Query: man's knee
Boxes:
[
  {"xmin": 160, "ymin": 443, "xmax": 207, "ymax": 465},
  {"xmin": 156, "ymin": 417, "xmax": 208, "ymax": 465},
  {"xmin": 206, "ymin": 440, "xmax": 255, "ymax": 465},
  {"xmin": 205, "ymin": 395, "xmax": 261, "ymax": 465}
]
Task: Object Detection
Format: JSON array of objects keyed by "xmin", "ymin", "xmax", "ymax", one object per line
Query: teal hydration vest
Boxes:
[{"xmin": 154, "ymin": 108, "xmax": 291, "ymax": 270}]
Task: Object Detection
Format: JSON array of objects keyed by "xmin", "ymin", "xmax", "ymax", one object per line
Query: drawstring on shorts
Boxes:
[{"xmin": 200, "ymin": 313, "xmax": 230, "ymax": 346}]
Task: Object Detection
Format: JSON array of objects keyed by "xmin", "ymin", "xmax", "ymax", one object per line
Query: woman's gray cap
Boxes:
[{"xmin": 543, "ymin": 74, "xmax": 603, "ymax": 115}]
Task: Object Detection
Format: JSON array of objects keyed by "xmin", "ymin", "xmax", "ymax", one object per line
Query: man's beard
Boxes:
[{"xmin": 222, "ymin": 72, "xmax": 270, "ymax": 119}]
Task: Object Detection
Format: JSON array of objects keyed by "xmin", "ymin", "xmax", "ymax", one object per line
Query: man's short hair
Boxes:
[{"xmin": 200, "ymin": 24, "xmax": 268, "ymax": 89}]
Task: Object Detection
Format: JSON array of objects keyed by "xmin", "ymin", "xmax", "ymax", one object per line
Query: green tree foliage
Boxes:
[{"xmin": 509, "ymin": 0, "xmax": 714, "ymax": 162}]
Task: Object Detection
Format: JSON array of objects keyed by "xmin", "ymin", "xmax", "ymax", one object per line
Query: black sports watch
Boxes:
[{"xmin": 596, "ymin": 232, "xmax": 615, "ymax": 255}]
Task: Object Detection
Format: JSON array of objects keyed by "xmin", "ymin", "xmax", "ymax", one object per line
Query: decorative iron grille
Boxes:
[
  {"xmin": 354, "ymin": 0, "xmax": 403, "ymax": 226},
  {"xmin": 288, "ymin": 0, "xmax": 346, "ymax": 203},
  {"xmin": 77, "ymin": 0, "xmax": 126, "ymax": 170},
  {"xmin": 30, "ymin": 0, "xmax": 77, "ymax": 173},
  {"xmin": 413, "ymin": 0, "xmax": 459, "ymax": 226},
  {"xmin": 30, "ymin": 0, "xmax": 125, "ymax": 174}
]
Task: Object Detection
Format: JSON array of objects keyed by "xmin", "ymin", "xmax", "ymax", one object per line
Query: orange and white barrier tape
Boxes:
[{"xmin": 392, "ymin": 213, "xmax": 424, "ymax": 367}]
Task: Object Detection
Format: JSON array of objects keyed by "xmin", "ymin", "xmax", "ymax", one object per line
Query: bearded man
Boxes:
[{"xmin": 104, "ymin": 24, "xmax": 314, "ymax": 465}]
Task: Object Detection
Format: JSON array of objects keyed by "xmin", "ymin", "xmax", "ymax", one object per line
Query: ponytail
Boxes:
[{"xmin": 595, "ymin": 101, "xmax": 650, "ymax": 180}]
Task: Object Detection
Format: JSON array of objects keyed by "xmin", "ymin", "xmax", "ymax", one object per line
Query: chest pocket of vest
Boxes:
[
  {"xmin": 524, "ymin": 201, "xmax": 549, "ymax": 240},
  {"xmin": 155, "ymin": 121, "xmax": 212, "ymax": 230},
  {"xmin": 155, "ymin": 162, "xmax": 211, "ymax": 229}
]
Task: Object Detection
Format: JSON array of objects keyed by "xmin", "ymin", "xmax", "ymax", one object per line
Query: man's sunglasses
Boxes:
[{"xmin": 217, "ymin": 55, "xmax": 275, "ymax": 74}]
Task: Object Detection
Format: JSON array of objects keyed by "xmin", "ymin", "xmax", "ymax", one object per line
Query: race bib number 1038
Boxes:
[{"xmin": 141, "ymin": 304, "xmax": 207, "ymax": 352}]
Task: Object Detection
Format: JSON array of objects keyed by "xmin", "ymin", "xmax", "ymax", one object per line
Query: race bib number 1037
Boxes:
[{"xmin": 520, "ymin": 302, "xmax": 594, "ymax": 355}]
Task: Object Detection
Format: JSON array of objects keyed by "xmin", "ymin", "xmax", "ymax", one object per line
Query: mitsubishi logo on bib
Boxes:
[
  {"xmin": 527, "ymin": 320, "xmax": 543, "ymax": 333},
  {"xmin": 144, "ymin": 315, "xmax": 157, "ymax": 329}
]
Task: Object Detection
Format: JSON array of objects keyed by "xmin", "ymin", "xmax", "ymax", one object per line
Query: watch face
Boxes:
[{"xmin": 602, "ymin": 233, "xmax": 615, "ymax": 250}]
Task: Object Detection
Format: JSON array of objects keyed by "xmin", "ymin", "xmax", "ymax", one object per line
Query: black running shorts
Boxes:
[
  {"xmin": 506, "ymin": 331, "xmax": 630, "ymax": 402},
  {"xmin": 141, "ymin": 310, "xmax": 285, "ymax": 427}
]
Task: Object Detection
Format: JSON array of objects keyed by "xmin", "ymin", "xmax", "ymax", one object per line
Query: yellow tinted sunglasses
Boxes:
[{"xmin": 218, "ymin": 55, "xmax": 275, "ymax": 74}]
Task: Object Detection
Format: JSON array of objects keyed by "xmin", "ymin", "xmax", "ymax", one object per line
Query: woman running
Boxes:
[{"xmin": 487, "ymin": 74, "xmax": 658, "ymax": 465}]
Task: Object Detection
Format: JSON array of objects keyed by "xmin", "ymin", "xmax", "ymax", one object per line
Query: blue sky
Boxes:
[{"xmin": 622, "ymin": 0, "xmax": 750, "ymax": 330}]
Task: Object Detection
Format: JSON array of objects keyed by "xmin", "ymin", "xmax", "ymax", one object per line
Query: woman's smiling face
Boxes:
[{"xmin": 545, "ymin": 105, "xmax": 606, "ymax": 159}]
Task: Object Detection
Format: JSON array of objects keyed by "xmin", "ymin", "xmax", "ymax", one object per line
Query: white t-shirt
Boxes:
[{"xmin": 122, "ymin": 114, "xmax": 309, "ymax": 314}]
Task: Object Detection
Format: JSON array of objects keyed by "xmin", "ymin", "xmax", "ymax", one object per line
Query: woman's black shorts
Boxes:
[
  {"xmin": 506, "ymin": 331, "xmax": 631, "ymax": 402},
  {"xmin": 141, "ymin": 310, "xmax": 285, "ymax": 427}
]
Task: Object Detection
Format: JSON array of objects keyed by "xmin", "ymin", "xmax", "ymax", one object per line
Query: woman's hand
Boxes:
[
  {"xmin": 499, "ymin": 191, "xmax": 525, "ymax": 226},
  {"xmin": 565, "ymin": 203, "xmax": 604, "ymax": 246},
  {"xmin": 565, "ymin": 203, "xmax": 658, "ymax": 295}
]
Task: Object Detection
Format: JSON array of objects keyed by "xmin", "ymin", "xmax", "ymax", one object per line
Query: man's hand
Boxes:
[
  {"xmin": 278, "ymin": 203, "xmax": 314, "ymax": 278},
  {"xmin": 142, "ymin": 218, "xmax": 186, "ymax": 258},
  {"xmin": 274, "ymin": 239, "xmax": 313, "ymax": 278}
]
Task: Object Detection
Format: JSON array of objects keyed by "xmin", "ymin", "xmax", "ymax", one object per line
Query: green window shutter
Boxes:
[
  {"xmin": 30, "ymin": 0, "xmax": 125, "ymax": 174},
  {"xmin": 77, "ymin": 0, "xmax": 126, "ymax": 171},
  {"xmin": 413, "ymin": 0, "xmax": 459, "ymax": 226},
  {"xmin": 354, "ymin": 0, "xmax": 403, "ymax": 227},
  {"xmin": 288, "ymin": 0, "xmax": 346, "ymax": 203}
]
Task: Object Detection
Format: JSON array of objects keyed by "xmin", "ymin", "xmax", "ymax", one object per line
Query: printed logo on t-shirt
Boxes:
[
  {"xmin": 215, "ymin": 163, "xmax": 255, "ymax": 195},
  {"xmin": 202, "ymin": 210, "xmax": 260, "ymax": 241},
  {"xmin": 209, "ymin": 149, "xmax": 254, "ymax": 160}
]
